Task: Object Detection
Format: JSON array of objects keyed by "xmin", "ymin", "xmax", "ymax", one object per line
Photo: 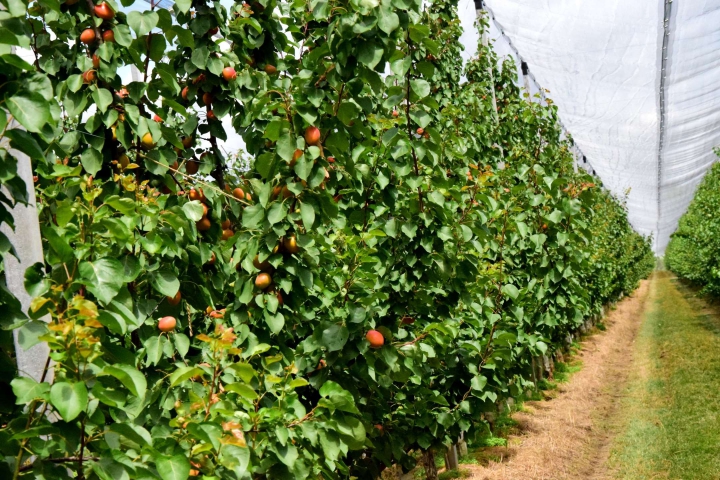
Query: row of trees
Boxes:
[
  {"xmin": 0, "ymin": 0, "xmax": 653, "ymax": 477},
  {"xmin": 666, "ymin": 152, "xmax": 720, "ymax": 294}
]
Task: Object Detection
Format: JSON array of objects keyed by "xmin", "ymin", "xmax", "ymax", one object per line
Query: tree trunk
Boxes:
[
  {"xmin": 445, "ymin": 443, "xmax": 459, "ymax": 471},
  {"xmin": 423, "ymin": 450, "xmax": 438, "ymax": 480}
]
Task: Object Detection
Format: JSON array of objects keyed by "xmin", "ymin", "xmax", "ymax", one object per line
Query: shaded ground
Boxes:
[{"xmin": 460, "ymin": 279, "xmax": 652, "ymax": 480}]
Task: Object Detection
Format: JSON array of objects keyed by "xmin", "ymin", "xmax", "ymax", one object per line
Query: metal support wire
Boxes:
[
  {"xmin": 657, "ymin": 0, "xmax": 673, "ymax": 251},
  {"xmin": 482, "ymin": 2, "xmax": 593, "ymax": 175}
]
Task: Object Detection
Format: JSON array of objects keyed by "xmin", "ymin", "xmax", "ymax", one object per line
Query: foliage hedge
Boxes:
[
  {"xmin": 666, "ymin": 155, "xmax": 720, "ymax": 294},
  {"xmin": 0, "ymin": 0, "xmax": 653, "ymax": 478}
]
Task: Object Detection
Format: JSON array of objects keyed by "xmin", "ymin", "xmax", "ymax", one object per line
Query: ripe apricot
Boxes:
[
  {"xmin": 82, "ymin": 70, "xmax": 96, "ymax": 84},
  {"xmin": 290, "ymin": 149, "xmax": 302, "ymax": 167},
  {"xmin": 283, "ymin": 235, "xmax": 299, "ymax": 254},
  {"xmin": 222, "ymin": 66, "xmax": 237, "ymax": 81},
  {"xmin": 366, "ymin": 330, "xmax": 384, "ymax": 349},
  {"xmin": 188, "ymin": 188, "xmax": 204, "ymax": 202},
  {"xmin": 141, "ymin": 132, "xmax": 154, "ymax": 149},
  {"xmin": 304, "ymin": 126, "xmax": 321, "ymax": 146},
  {"xmin": 222, "ymin": 229, "xmax": 234, "ymax": 240},
  {"xmin": 94, "ymin": 2, "xmax": 115, "ymax": 20},
  {"xmin": 185, "ymin": 160, "xmax": 199, "ymax": 175},
  {"xmin": 196, "ymin": 217, "xmax": 211, "ymax": 231},
  {"xmin": 80, "ymin": 28, "xmax": 96, "ymax": 44},
  {"xmin": 158, "ymin": 316, "xmax": 177, "ymax": 332},
  {"xmin": 255, "ymin": 272, "xmax": 272, "ymax": 290},
  {"xmin": 167, "ymin": 291, "xmax": 182, "ymax": 306},
  {"xmin": 253, "ymin": 255, "xmax": 271, "ymax": 271}
]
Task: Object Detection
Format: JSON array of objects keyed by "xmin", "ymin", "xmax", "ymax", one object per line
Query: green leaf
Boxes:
[
  {"xmin": 267, "ymin": 202, "xmax": 287, "ymax": 225},
  {"xmin": 171, "ymin": 25, "xmax": 194, "ymax": 48},
  {"xmin": 17, "ymin": 321, "xmax": 47, "ymax": 349},
  {"xmin": 182, "ymin": 200, "xmax": 204, "ymax": 221},
  {"xmin": 225, "ymin": 382, "xmax": 257, "ymax": 400},
  {"xmin": 11, "ymin": 377, "xmax": 50, "ymax": 404},
  {"xmin": 5, "ymin": 129, "xmax": 45, "ymax": 161},
  {"xmin": 150, "ymin": 269, "xmax": 179, "ymax": 297},
  {"xmin": 170, "ymin": 334, "xmax": 188, "ymax": 359},
  {"xmin": 98, "ymin": 311, "xmax": 127, "ymax": 334},
  {"xmin": 169, "ymin": 366, "xmax": 203, "ymax": 387},
  {"xmin": 357, "ymin": 41, "xmax": 383, "ymax": 69},
  {"xmin": 156, "ymin": 453, "xmax": 191, "ymax": 480},
  {"xmin": 470, "ymin": 375, "xmax": 487, "ymax": 391},
  {"xmin": 101, "ymin": 365, "xmax": 147, "ymax": 398},
  {"xmin": 108, "ymin": 423, "xmax": 153, "ymax": 447},
  {"xmin": 264, "ymin": 311, "xmax": 284, "ymax": 334},
  {"xmin": 242, "ymin": 203, "xmax": 265, "ymax": 229},
  {"xmin": 80, "ymin": 148, "xmax": 103, "ymax": 176},
  {"xmin": 501, "ymin": 284, "xmax": 520, "ymax": 300},
  {"xmin": 79, "ymin": 258, "xmax": 124, "ymax": 305},
  {"xmin": 321, "ymin": 324, "xmax": 348, "ymax": 352},
  {"xmin": 175, "ymin": 0, "xmax": 191, "ymax": 14},
  {"xmin": 276, "ymin": 134, "xmax": 295, "ymax": 162},
  {"xmin": 67, "ymin": 74, "xmax": 83, "ymax": 93},
  {"xmin": 113, "ymin": 25, "xmax": 133, "ymax": 47},
  {"xmin": 191, "ymin": 46, "xmax": 209, "ymax": 70},
  {"xmin": 49, "ymin": 381, "xmax": 88, "ymax": 421},
  {"xmin": 127, "ymin": 11, "xmax": 159, "ymax": 37},
  {"xmin": 378, "ymin": 9, "xmax": 399, "ymax": 34},
  {"xmin": 410, "ymin": 79, "xmax": 430, "ymax": 99},
  {"xmin": 6, "ymin": 93, "xmax": 51, "ymax": 133},
  {"xmin": 300, "ymin": 202, "xmax": 315, "ymax": 230},
  {"xmin": 92, "ymin": 88, "xmax": 113, "ymax": 113}
]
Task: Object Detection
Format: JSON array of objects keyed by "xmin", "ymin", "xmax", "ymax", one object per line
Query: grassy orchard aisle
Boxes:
[
  {"xmin": 608, "ymin": 272, "xmax": 720, "ymax": 479},
  {"xmin": 457, "ymin": 279, "xmax": 652, "ymax": 480},
  {"xmin": 457, "ymin": 272, "xmax": 720, "ymax": 480}
]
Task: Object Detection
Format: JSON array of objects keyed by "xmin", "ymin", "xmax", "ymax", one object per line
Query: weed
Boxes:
[{"xmin": 438, "ymin": 469, "xmax": 470, "ymax": 480}]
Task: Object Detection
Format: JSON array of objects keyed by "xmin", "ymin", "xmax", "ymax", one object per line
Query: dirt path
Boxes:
[{"xmin": 464, "ymin": 279, "xmax": 652, "ymax": 480}]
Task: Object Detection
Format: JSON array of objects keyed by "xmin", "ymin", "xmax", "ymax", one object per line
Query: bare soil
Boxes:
[{"xmin": 462, "ymin": 279, "xmax": 652, "ymax": 480}]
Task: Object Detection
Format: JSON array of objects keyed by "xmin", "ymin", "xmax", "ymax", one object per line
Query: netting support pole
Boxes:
[
  {"xmin": 656, "ymin": 0, "xmax": 673, "ymax": 252},
  {"xmin": 0, "ymin": 118, "xmax": 51, "ymax": 384},
  {"xmin": 478, "ymin": 6, "xmax": 500, "ymax": 126}
]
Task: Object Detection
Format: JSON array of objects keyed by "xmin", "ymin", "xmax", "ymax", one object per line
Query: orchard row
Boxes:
[{"xmin": 0, "ymin": 0, "xmax": 653, "ymax": 478}]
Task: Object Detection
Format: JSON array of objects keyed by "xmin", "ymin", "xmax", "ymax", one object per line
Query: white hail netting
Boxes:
[{"xmin": 455, "ymin": 0, "xmax": 720, "ymax": 254}]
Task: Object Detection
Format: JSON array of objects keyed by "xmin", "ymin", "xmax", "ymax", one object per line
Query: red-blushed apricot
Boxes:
[
  {"xmin": 94, "ymin": 2, "xmax": 115, "ymax": 19},
  {"xmin": 158, "ymin": 316, "xmax": 177, "ymax": 332},
  {"xmin": 80, "ymin": 28, "xmax": 96, "ymax": 44},
  {"xmin": 222, "ymin": 67, "xmax": 237, "ymax": 81},
  {"xmin": 366, "ymin": 330, "xmax": 384, "ymax": 349},
  {"xmin": 304, "ymin": 126, "xmax": 321, "ymax": 146}
]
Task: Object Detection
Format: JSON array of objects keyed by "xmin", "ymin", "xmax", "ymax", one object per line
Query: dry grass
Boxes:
[{"xmin": 462, "ymin": 280, "xmax": 652, "ymax": 480}]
